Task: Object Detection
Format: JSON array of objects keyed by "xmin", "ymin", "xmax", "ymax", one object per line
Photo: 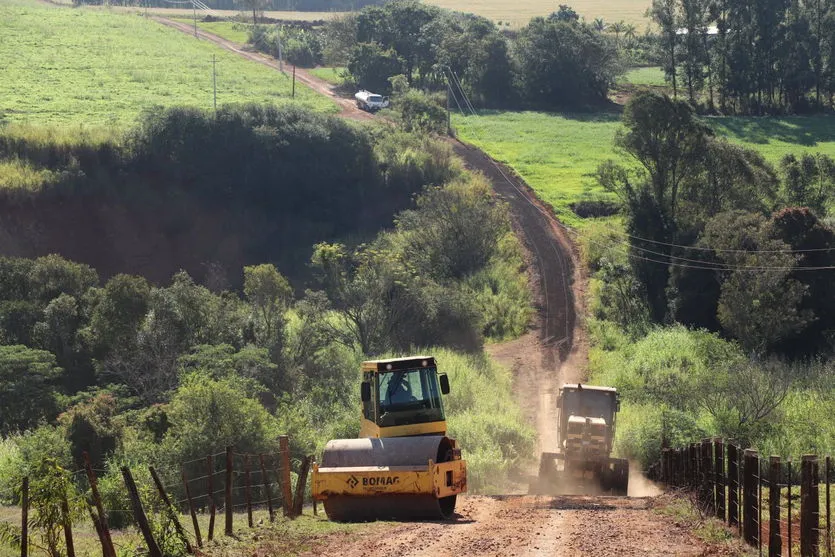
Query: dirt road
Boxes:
[{"xmin": 151, "ymin": 20, "xmax": 718, "ymax": 555}]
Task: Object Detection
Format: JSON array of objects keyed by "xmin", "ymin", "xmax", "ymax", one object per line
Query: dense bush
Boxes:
[{"xmin": 249, "ymin": 25, "xmax": 323, "ymax": 67}]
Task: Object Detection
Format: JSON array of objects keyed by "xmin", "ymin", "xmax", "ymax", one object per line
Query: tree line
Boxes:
[
  {"xmin": 651, "ymin": 0, "xmax": 835, "ymax": 113},
  {"xmin": 595, "ymin": 91, "xmax": 835, "ymax": 357},
  {"xmin": 0, "ymin": 104, "xmax": 456, "ymax": 286},
  {"xmin": 319, "ymin": 1, "xmax": 622, "ymax": 109}
]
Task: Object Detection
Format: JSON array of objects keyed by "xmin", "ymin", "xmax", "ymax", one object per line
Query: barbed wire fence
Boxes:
[
  {"xmin": 3, "ymin": 435, "xmax": 316, "ymax": 557},
  {"xmin": 659, "ymin": 439, "xmax": 832, "ymax": 556}
]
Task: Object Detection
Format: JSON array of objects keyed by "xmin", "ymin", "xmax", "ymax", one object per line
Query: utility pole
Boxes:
[
  {"xmin": 193, "ymin": 0, "xmax": 197, "ymax": 38},
  {"xmin": 277, "ymin": 34, "xmax": 283, "ymax": 73},
  {"xmin": 292, "ymin": 65, "xmax": 296, "ymax": 98},
  {"xmin": 212, "ymin": 54, "xmax": 217, "ymax": 112},
  {"xmin": 446, "ymin": 78, "xmax": 451, "ymax": 136}
]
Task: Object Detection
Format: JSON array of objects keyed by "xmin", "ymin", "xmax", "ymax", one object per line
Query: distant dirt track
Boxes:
[{"xmin": 152, "ymin": 19, "xmax": 728, "ymax": 556}]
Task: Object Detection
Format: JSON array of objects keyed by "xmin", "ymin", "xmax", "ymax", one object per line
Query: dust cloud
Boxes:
[{"xmin": 628, "ymin": 461, "xmax": 663, "ymax": 497}]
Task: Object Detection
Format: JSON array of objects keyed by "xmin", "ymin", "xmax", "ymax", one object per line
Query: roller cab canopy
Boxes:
[{"xmin": 359, "ymin": 356, "xmax": 451, "ymax": 439}]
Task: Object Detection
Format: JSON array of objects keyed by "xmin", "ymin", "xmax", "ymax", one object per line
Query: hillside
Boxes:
[{"xmin": 0, "ymin": 0, "xmax": 335, "ymax": 127}]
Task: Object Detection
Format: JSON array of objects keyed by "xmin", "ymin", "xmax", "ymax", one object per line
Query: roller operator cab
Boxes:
[{"xmin": 312, "ymin": 356, "xmax": 467, "ymax": 522}]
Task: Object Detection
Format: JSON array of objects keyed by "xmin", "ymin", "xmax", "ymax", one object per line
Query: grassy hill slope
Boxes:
[
  {"xmin": 454, "ymin": 111, "xmax": 835, "ymax": 226},
  {"xmin": 0, "ymin": 0, "xmax": 335, "ymax": 127}
]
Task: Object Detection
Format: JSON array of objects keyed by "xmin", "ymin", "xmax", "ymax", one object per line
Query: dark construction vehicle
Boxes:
[{"xmin": 536, "ymin": 383, "xmax": 629, "ymax": 496}]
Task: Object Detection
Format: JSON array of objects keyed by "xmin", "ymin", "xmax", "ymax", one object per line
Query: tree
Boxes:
[
  {"xmin": 397, "ymin": 177, "xmax": 507, "ymax": 280},
  {"xmin": 89, "ymin": 274, "xmax": 151, "ymax": 356},
  {"xmin": 516, "ymin": 16, "xmax": 622, "ymax": 107},
  {"xmin": 0, "ymin": 345, "xmax": 62, "ymax": 435},
  {"xmin": 770, "ymin": 207, "xmax": 835, "ymax": 356},
  {"xmin": 780, "ymin": 153, "xmax": 835, "ymax": 214},
  {"xmin": 612, "ymin": 92, "xmax": 710, "ymax": 221},
  {"xmin": 609, "ymin": 20, "xmax": 627, "ymax": 48},
  {"xmin": 651, "ymin": 0, "xmax": 679, "ymax": 97},
  {"xmin": 347, "ymin": 42, "xmax": 405, "ymax": 93},
  {"xmin": 549, "ymin": 4, "xmax": 580, "ymax": 22},
  {"xmin": 243, "ymin": 264, "xmax": 292, "ymax": 353},
  {"xmin": 28, "ymin": 255, "xmax": 98, "ymax": 306},
  {"xmin": 161, "ymin": 375, "xmax": 279, "ymax": 465},
  {"xmin": 702, "ymin": 211, "xmax": 812, "ymax": 352},
  {"xmin": 677, "ymin": 0, "xmax": 709, "ymax": 101},
  {"xmin": 235, "ymin": 0, "xmax": 267, "ymax": 25},
  {"xmin": 694, "ymin": 358, "xmax": 791, "ymax": 445}
]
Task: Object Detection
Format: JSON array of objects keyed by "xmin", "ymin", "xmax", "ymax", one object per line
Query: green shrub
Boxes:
[
  {"xmin": 467, "ymin": 233, "xmax": 533, "ymax": 341},
  {"xmin": 160, "ymin": 375, "xmax": 281, "ymax": 467}
]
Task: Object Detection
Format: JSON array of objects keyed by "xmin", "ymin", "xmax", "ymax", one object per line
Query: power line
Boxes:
[
  {"xmin": 593, "ymin": 223, "xmax": 835, "ymax": 254},
  {"xmin": 562, "ymin": 225, "xmax": 835, "ymax": 272},
  {"xmin": 446, "ymin": 69, "xmax": 572, "ymax": 345}
]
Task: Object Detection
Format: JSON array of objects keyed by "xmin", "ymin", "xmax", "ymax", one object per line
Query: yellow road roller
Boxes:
[{"xmin": 312, "ymin": 356, "xmax": 467, "ymax": 521}]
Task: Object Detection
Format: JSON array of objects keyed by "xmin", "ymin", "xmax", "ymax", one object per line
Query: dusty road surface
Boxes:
[
  {"xmin": 148, "ymin": 21, "xmax": 709, "ymax": 556},
  {"xmin": 300, "ymin": 495, "xmax": 722, "ymax": 557}
]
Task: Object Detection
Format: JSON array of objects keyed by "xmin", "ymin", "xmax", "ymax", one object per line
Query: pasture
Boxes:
[
  {"xmin": 620, "ymin": 66, "xmax": 666, "ymax": 86},
  {"xmin": 0, "ymin": 1, "xmax": 335, "ymax": 127},
  {"xmin": 453, "ymin": 111, "xmax": 835, "ymax": 226},
  {"xmin": 424, "ymin": 0, "xmax": 653, "ymax": 29}
]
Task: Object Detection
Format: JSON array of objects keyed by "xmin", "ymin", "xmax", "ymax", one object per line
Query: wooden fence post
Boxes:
[
  {"xmin": 60, "ymin": 488, "xmax": 75, "ymax": 557},
  {"xmin": 182, "ymin": 470, "xmax": 202, "ymax": 548},
  {"xmin": 292, "ymin": 456, "xmax": 312, "ymax": 517},
  {"xmin": 207, "ymin": 455, "xmax": 216, "ymax": 541},
  {"xmin": 801, "ymin": 455, "xmax": 819, "ymax": 557},
  {"xmin": 715, "ymin": 439, "xmax": 726, "ymax": 521},
  {"xmin": 788, "ymin": 460, "xmax": 793, "ymax": 557},
  {"xmin": 83, "ymin": 452, "xmax": 116, "ymax": 557},
  {"xmin": 744, "ymin": 449, "xmax": 760, "ymax": 547},
  {"xmin": 729, "ymin": 444, "xmax": 740, "ymax": 528},
  {"xmin": 259, "ymin": 454, "xmax": 275, "ymax": 522},
  {"xmin": 690, "ymin": 443, "xmax": 699, "ymax": 489},
  {"xmin": 225, "ymin": 446, "xmax": 233, "ymax": 537},
  {"xmin": 149, "ymin": 467, "xmax": 193, "ymax": 554},
  {"xmin": 280, "ymin": 436, "xmax": 293, "ymax": 517},
  {"xmin": 826, "ymin": 456, "xmax": 831, "ymax": 557},
  {"xmin": 121, "ymin": 467, "xmax": 162, "ymax": 557},
  {"xmin": 769, "ymin": 456, "xmax": 782, "ymax": 557},
  {"xmin": 702, "ymin": 439, "xmax": 715, "ymax": 515},
  {"xmin": 244, "ymin": 455, "xmax": 253, "ymax": 528},
  {"xmin": 20, "ymin": 477, "xmax": 28, "ymax": 557}
]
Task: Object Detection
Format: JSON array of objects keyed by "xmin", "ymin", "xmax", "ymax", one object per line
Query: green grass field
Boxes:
[
  {"xmin": 424, "ymin": 0, "xmax": 653, "ymax": 29},
  {"xmin": 621, "ymin": 66, "xmax": 667, "ymax": 86},
  {"xmin": 0, "ymin": 1, "xmax": 336, "ymax": 127},
  {"xmin": 171, "ymin": 18, "xmax": 253, "ymax": 43},
  {"xmin": 309, "ymin": 67, "xmax": 347, "ymax": 85},
  {"xmin": 453, "ymin": 111, "xmax": 835, "ymax": 226}
]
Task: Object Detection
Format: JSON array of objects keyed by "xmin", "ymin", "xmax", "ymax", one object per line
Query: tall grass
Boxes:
[
  {"xmin": 436, "ymin": 348, "xmax": 536, "ymax": 492},
  {"xmin": 589, "ymin": 321, "xmax": 835, "ymax": 467},
  {"xmin": 0, "ymin": 438, "xmax": 21, "ymax": 504}
]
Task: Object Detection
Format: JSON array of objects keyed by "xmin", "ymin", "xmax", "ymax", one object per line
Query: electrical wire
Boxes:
[{"xmin": 444, "ymin": 66, "xmax": 572, "ymax": 345}]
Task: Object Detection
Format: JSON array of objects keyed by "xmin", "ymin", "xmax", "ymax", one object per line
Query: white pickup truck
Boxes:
[{"xmin": 355, "ymin": 90, "xmax": 390, "ymax": 112}]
